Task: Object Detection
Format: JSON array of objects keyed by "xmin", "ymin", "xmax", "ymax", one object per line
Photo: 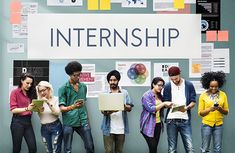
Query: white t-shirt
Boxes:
[
  {"xmin": 110, "ymin": 111, "xmax": 124, "ymax": 134},
  {"xmin": 38, "ymin": 97, "xmax": 60, "ymax": 124},
  {"xmin": 167, "ymin": 79, "xmax": 189, "ymax": 120}
]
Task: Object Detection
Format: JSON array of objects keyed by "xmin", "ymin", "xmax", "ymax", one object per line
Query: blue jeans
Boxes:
[
  {"xmin": 166, "ymin": 119, "xmax": 194, "ymax": 153},
  {"xmin": 10, "ymin": 115, "xmax": 37, "ymax": 153},
  {"xmin": 41, "ymin": 119, "xmax": 63, "ymax": 153},
  {"xmin": 200, "ymin": 124, "xmax": 223, "ymax": 153},
  {"xmin": 63, "ymin": 124, "xmax": 94, "ymax": 153}
]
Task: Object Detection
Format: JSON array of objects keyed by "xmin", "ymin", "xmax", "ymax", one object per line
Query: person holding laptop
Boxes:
[{"xmin": 101, "ymin": 70, "xmax": 134, "ymax": 153}]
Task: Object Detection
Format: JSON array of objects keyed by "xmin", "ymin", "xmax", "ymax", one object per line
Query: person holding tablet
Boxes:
[
  {"xmin": 36, "ymin": 81, "xmax": 63, "ymax": 153},
  {"xmin": 9, "ymin": 73, "xmax": 37, "ymax": 153}
]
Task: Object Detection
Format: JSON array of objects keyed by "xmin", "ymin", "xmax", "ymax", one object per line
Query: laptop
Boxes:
[{"xmin": 98, "ymin": 93, "xmax": 124, "ymax": 111}]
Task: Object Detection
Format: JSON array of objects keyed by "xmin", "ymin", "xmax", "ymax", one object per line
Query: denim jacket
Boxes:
[{"xmin": 101, "ymin": 88, "xmax": 133, "ymax": 136}]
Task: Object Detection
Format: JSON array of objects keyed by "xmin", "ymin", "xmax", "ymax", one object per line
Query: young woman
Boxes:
[
  {"xmin": 140, "ymin": 77, "xmax": 173, "ymax": 153},
  {"xmin": 10, "ymin": 73, "xmax": 37, "ymax": 153},
  {"xmin": 198, "ymin": 71, "xmax": 229, "ymax": 153},
  {"xmin": 36, "ymin": 81, "xmax": 63, "ymax": 153}
]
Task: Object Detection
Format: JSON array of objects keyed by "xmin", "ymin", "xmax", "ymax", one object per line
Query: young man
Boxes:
[
  {"xmin": 101, "ymin": 70, "xmax": 134, "ymax": 153},
  {"xmin": 163, "ymin": 66, "xmax": 196, "ymax": 153},
  {"xmin": 58, "ymin": 61, "xmax": 94, "ymax": 153}
]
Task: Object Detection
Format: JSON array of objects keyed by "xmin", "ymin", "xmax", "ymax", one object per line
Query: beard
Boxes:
[{"xmin": 110, "ymin": 83, "xmax": 118, "ymax": 89}]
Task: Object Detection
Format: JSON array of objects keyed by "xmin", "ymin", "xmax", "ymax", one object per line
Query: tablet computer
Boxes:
[{"xmin": 31, "ymin": 99, "xmax": 44, "ymax": 112}]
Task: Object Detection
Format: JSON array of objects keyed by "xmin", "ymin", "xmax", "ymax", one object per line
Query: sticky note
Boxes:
[
  {"xmin": 10, "ymin": 1, "xmax": 22, "ymax": 12},
  {"xmin": 100, "ymin": 0, "xmax": 111, "ymax": 10},
  {"xmin": 174, "ymin": 0, "xmax": 184, "ymax": 9},
  {"xmin": 10, "ymin": 12, "xmax": 21, "ymax": 24},
  {"xmin": 217, "ymin": 30, "xmax": 229, "ymax": 42},
  {"xmin": 88, "ymin": 0, "xmax": 99, "ymax": 10},
  {"xmin": 192, "ymin": 64, "xmax": 201, "ymax": 73},
  {"xmin": 206, "ymin": 31, "xmax": 217, "ymax": 42}
]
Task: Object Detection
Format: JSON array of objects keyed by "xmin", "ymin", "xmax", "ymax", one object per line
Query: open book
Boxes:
[
  {"xmin": 171, "ymin": 104, "xmax": 185, "ymax": 113},
  {"xmin": 31, "ymin": 99, "xmax": 44, "ymax": 112}
]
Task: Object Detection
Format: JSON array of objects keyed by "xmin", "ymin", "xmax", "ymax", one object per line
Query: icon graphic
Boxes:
[{"xmin": 127, "ymin": 63, "xmax": 148, "ymax": 84}]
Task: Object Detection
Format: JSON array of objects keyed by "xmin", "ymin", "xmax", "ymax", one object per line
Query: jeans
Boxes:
[
  {"xmin": 141, "ymin": 123, "xmax": 161, "ymax": 153},
  {"xmin": 166, "ymin": 119, "xmax": 194, "ymax": 153},
  {"xmin": 41, "ymin": 119, "xmax": 63, "ymax": 153},
  {"xmin": 10, "ymin": 115, "xmax": 37, "ymax": 153},
  {"xmin": 200, "ymin": 124, "xmax": 223, "ymax": 153},
  {"xmin": 63, "ymin": 124, "xmax": 94, "ymax": 153},
  {"xmin": 103, "ymin": 134, "xmax": 125, "ymax": 153}
]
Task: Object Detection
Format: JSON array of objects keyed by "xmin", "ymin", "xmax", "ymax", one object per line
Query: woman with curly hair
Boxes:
[{"xmin": 198, "ymin": 71, "xmax": 229, "ymax": 153}]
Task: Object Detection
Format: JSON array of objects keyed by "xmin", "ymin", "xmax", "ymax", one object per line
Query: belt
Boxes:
[{"xmin": 167, "ymin": 119, "xmax": 187, "ymax": 122}]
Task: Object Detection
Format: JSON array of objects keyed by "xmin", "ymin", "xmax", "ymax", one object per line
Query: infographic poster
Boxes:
[
  {"xmin": 116, "ymin": 61, "xmax": 151, "ymax": 86},
  {"xmin": 196, "ymin": 0, "xmax": 220, "ymax": 32}
]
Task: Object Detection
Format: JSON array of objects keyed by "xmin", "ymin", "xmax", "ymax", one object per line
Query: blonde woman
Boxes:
[{"xmin": 36, "ymin": 81, "xmax": 63, "ymax": 153}]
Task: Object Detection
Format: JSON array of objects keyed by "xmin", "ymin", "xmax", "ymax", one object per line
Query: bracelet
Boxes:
[{"xmin": 25, "ymin": 107, "xmax": 28, "ymax": 111}]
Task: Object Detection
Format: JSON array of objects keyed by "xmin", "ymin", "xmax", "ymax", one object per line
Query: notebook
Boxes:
[{"xmin": 98, "ymin": 93, "xmax": 124, "ymax": 111}]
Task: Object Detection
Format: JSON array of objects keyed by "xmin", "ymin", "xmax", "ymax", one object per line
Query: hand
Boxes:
[
  {"xmin": 27, "ymin": 103, "xmax": 35, "ymax": 111},
  {"xmin": 178, "ymin": 106, "xmax": 187, "ymax": 113},
  {"xmin": 124, "ymin": 104, "xmax": 132, "ymax": 112},
  {"xmin": 103, "ymin": 110, "xmax": 118, "ymax": 115},
  {"xmin": 38, "ymin": 106, "xmax": 45, "ymax": 113},
  {"xmin": 209, "ymin": 106, "xmax": 216, "ymax": 112},
  {"xmin": 74, "ymin": 101, "xmax": 84, "ymax": 108},
  {"xmin": 164, "ymin": 102, "xmax": 173, "ymax": 108}
]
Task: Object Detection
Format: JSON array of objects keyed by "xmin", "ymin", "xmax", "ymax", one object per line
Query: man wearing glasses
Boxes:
[{"xmin": 58, "ymin": 61, "xmax": 94, "ymax": 153}]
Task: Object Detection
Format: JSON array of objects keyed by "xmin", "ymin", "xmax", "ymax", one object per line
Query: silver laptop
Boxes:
[{"xmin": 98, "ymin": 93, "xmax": 124, "ymax": 111}]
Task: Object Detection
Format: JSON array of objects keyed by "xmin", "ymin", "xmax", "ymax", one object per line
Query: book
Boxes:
[
  {"xmin": 31, "ymin": 99, "xmax": 44, "ymax": 112},
  {"xmin": 171, "ymin": 104, "xmax": 185, "ymax": 113}
]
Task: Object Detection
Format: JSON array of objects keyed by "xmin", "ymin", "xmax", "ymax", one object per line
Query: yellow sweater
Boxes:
[{"xmin": 198, "ymin": 90, "xmax": 229, "ymax": 127}]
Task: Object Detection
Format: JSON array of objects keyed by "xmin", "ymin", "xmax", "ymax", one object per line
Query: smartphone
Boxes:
[
  {"xmin": 74, "ymin": 99, "xmax": 84, "ymax": 104},
  {"xmin": 214, "ymin": 103, "xmax": 219, "ymax": 107}
]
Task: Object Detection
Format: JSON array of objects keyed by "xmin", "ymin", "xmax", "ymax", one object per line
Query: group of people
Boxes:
[
  {"xmin": 9, "ymin": 61, "xmax": 229, "ymax": 153},
  {"xmin": 140, "ymin": 66, "xmax": 229, "ymax": 153}
]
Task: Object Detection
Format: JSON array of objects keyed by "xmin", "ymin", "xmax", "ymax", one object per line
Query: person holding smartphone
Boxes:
[{"xmin": 198, "ymin": 71, "xmax": 229, "ymax": 153}]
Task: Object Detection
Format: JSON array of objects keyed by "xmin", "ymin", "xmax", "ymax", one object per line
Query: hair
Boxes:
[
  {"xmin": 200, "ymin": 71, "xmax": 226, "ymax": 89},
  {"xmin": 19, "ymin": 73, "xmax": 36, "ymax": 100},
  {"xmin": 107, "ymin": 70, "xmax": 121, "ymax": 82},
  {"xmin": 36, "ymin": 81, "xmax": 54, "ymax": 100},
  {"xmin": 151, "ymin": 77, "xmax": 165, "ymax": 100},
  {"xmin": 65, "ymin": 61, "xmax": 82, "ymax": 75},
  {"xmin": 168, "ymin": 66, "xmax": 181, "ymax": 76}
]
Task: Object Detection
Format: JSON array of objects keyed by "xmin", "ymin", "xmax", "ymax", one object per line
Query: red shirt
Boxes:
[{"xmin": 10, "ymin": 87, "xmax": 32, "ymax": 116}]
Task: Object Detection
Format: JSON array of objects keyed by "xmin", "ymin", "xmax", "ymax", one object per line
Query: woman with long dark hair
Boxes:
[
  {"xmin": 10, "ymin": 73, "xmax": 37, "ymax": 153},
  {"xmin": 140, "ymin": 77, "xmax": 173, "ymax": 153},
  {"xmin": 198, "ymin": 71, "xmax": 229, "ymax": 153}
]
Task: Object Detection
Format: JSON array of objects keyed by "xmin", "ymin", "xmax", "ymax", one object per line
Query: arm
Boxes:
[
  {"xmin": 198, "ymin": 93, "xmax": 213, "ymax": 117},
  {"xmin": 11, "ymin": 103, "xmax": 34, "ymax": 114},
  {"xmin": 45, "ymin": 97, "xmax": 60, "ymax": 115}
]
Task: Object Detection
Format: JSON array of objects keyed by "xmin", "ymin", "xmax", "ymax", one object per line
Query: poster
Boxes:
[
  {"xmin": 116, "ymin": 61, "xmax": 151, "ymax": 86},
  {"xmin": 196, "ymin": 0, "xmax": 220, "ymax": 32}
]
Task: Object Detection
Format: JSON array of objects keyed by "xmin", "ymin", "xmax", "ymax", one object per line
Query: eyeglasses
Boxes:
[
  {"xmin": 38, "ymin": 88, "xmax": 48, "ymax": 93},
  {"xmin": 156, "ymin": 84, "xmax": 164, "ymax": 87},
  {"xmin": 72, "ymin": 73, "xmax": 81, "ymax": 77}
]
